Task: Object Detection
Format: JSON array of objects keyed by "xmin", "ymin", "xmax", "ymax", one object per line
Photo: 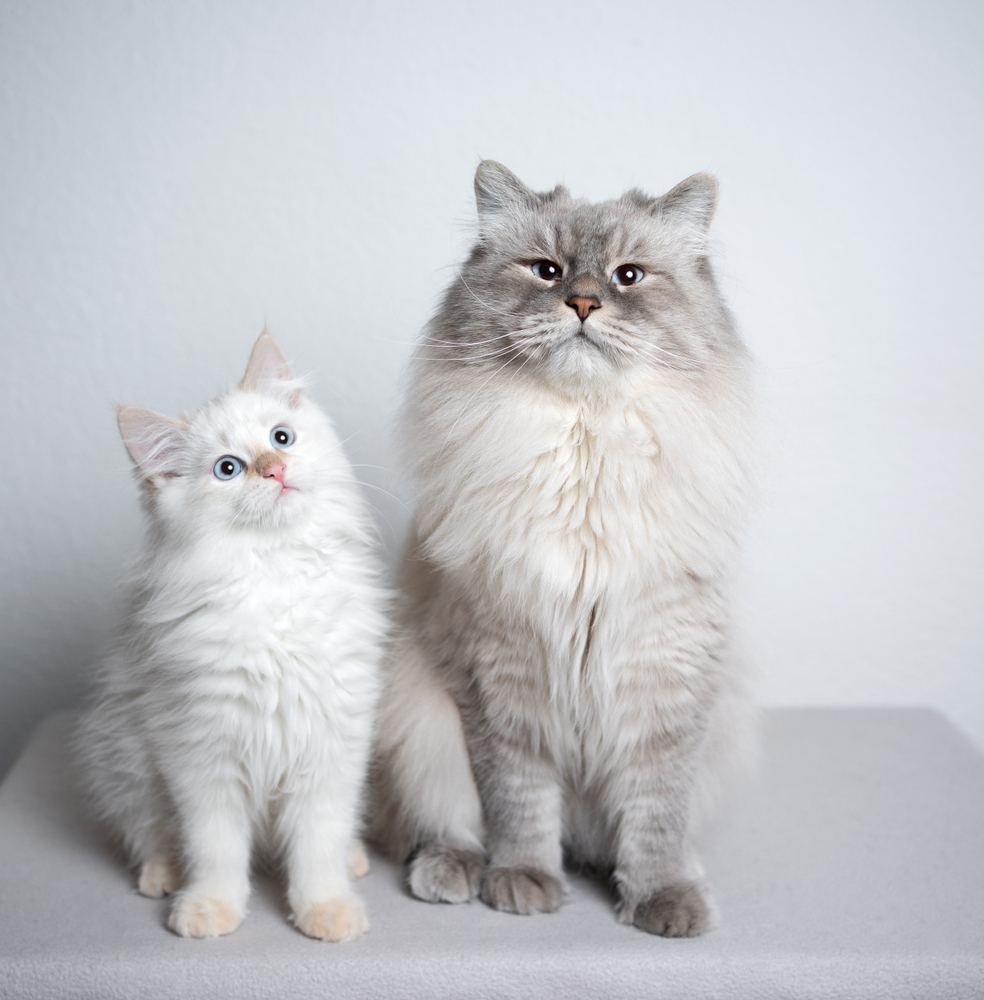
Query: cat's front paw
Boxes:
[
  {"xmin": 408, "ymin": 844, "xmax": 484, "ymax": 904},
  {"xmin": 167, "ymin": 894, "xmax": 243, "ymax": 938},
  {"xmin": 479, "ymin": 866, "xmax": 567, "ymax": 915},
  {"xmin": 294, "ymin": 896, "xmax": 368, "ymax": 942},
  {"xmin": 627, "ymin": 882, "xmax": 713, "ymax": 938}
]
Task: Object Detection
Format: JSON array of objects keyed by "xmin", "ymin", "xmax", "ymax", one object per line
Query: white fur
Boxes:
[{"xmin": 77, "ymin": 334, "xmax": 388, "ymax": 941}]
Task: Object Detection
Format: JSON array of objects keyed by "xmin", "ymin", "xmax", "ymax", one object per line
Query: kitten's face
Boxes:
[
  {"xmin": 170, "ymin": 391, "xmax": 331, "ymax": 531},
  {"xmin": 433, "ymin": 163, "xmax": 739, "ymax": 392},
  {"xmin": 120, "ymin": 333, "xmax": 349, "ymax": 534}
]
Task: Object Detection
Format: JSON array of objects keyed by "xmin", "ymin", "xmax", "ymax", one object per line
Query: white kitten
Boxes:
[{"xmin": 77, "ymin": 332, "xmax": 388, "ymax": 941}]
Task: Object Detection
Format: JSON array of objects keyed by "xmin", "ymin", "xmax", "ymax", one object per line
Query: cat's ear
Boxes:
[
  {"xmin": 240, "ymin": 331, "xmax": 299, "ymax": 404},
  {"xmin": 474, "ymin": 161, "xmax": 537, "ymax": 217},
  {"xmin": 654, "ymin": 173, "xmax": 718, "ymax": 230},
  {"xmin": 118, "ymin": 406, "xmax": 187, "ymax": 482}
]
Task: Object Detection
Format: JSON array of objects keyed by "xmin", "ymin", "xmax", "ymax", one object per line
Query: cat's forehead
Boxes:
[{"xmin": 495, "ymin": 196, "xmax": 663, "ymax": 263}]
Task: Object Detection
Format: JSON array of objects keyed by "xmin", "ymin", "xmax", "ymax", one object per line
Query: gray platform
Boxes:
[{"xmin": 1, "ymin": 709, "xmax": 982, "ymax": 999}]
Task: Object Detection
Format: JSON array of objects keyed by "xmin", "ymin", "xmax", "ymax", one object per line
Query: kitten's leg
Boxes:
[
  {"xmin": 281, "ymin": 780, "xmax": 369, "ymax": 942},
  {"xmin": 166, "ymin": 780, "xmax": 252, "ymax": 939}
]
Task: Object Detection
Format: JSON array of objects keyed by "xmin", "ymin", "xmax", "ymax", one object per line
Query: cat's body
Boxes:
[
  {"xmin": 371, "ymin": 163, "xmax": 757, "ymax": 936},
  {"xmin": 77, "ymin": 333, "xmax": 387, "ymax": 941}
]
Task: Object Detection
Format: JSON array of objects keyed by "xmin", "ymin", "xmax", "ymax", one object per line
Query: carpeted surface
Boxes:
[{"xmin": 1, "ymin": 708, "xmax": 982, "ymax": 999}]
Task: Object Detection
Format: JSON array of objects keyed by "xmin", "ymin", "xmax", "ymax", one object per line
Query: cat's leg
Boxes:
[
  {"xmin": 279, "ymin": 777, "xmax": 369, "ymax": 942},
  {"xmin": 461, "ymin": 709, "xmax": 568, "ymax": 915},
  {"xmin": 371, "ymin": 635, "xmax": 485, "ymax": 904},
  {"xmin": 599, "ymin": 679, "xmax": 716, "ymax": 937},
  {"xmin": 166, "ymin": 778, "xmax": 252, "ymax": 939}
]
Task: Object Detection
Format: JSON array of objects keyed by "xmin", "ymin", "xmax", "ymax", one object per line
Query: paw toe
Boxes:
[
  {"xmin": 479, "ymin": 866, "xmax": 566, "ymax": 915},
  {"xmin": 409, "ymin": 845, "xmax": 484, "ymax": 904},
  {"xmin": 632, "ymin": 883, "xmax": 712, "ymax": 938},
  {"xmin": 294, "ymin": 898, "xmax": 369, "ymax": 942},
  {"xmin": 168, "ymin": 895, "xmax": 243, "ymax": 938}
]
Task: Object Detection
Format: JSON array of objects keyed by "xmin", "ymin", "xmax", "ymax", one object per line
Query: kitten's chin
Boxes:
[{"xmin": 236, "ymin": 489, "xmax": 308, "ymax": 531}]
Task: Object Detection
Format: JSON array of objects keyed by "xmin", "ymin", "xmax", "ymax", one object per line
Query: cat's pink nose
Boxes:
[{"xmin": 567, "ymin": 296, "xmax": 601, "ymax": 320}]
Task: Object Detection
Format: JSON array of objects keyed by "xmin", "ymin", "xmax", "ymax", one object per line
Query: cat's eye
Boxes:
[
  {"xmin": 612, "ymin": 264, "xmax": 645, "ymax": 286},
  {"xmin": 531, "ymin": 260, "xmax": 563, "ymax": 282},
  {"xmin": 213, "ymin": 456, "xmax": 244, "ymax": 480},
  {"xmin": 270, "ymin": 426, "xmax": 295, "ymax": 449}
]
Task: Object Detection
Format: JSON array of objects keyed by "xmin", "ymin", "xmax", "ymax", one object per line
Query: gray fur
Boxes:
[{"xmin": 371, "ymin": 162, "xmax": 758, "ymax": 937}]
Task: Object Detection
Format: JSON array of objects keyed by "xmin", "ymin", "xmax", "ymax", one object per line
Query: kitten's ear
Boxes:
[
  {"xmin": 240, "ymin": 331, "xmax": 295, "ymax": 397},
  {"xmin": 654, "ymin": 173, "xmax": 719, "ymax": 230},
  {"xmin": 474, "ymin": 161, "xmax": 537, "ymax": 217},
  {"xmin": 118, "ymin": 406, "xmax": 187, "ymax": 482}
]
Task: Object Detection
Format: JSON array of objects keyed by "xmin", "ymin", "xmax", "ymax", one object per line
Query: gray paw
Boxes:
[
  {"xmin": 631, "ymin": 883, "xmax": 712, "ymax": 937},
  {"xmin": 408, "ymin": 845, "xmax": 484, "ymax": 904},
  {"xmin": 479, "ymin": 866, "xmax": 566, "ymax": 915}
]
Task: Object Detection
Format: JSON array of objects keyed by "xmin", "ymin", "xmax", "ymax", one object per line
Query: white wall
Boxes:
[{"xmin": 1, "ymin": 0, "xmax": 982, "ymax": 774}]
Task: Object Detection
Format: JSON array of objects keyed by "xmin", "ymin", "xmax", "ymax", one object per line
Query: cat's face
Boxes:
[
  {"xmin": 119, "ymin": 333, "xmax": 348, "ymax": 533},
  {"xmin": 433, "ymin": 162, "xmax": 740, "ymax": 392}
]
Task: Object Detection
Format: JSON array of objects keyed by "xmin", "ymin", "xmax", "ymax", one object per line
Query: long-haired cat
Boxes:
[
  {"xmin": 77, "ymin": 332, "xmax": 388, "ymax": 941},
  {"xmin": 370, "ymin": 163, "xmax": 757, "ymax": 936}
]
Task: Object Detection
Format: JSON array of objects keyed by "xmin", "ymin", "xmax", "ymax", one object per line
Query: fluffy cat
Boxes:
[
  {"xmin": 77, "ymin": 332, "xmax": 388, "ymax": 941},
  {"xmin": 370, "ymin": 162, "xmax": 757, "ymax": 937}
]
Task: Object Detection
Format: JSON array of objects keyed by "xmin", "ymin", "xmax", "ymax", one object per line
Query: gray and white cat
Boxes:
[
  {"xmin": 77, "ymin": 333, "xmax": 388, "ymax": 940},
  {"xmin": 371, "ymin": 162, "xmax": 757, "ymax": 936}
]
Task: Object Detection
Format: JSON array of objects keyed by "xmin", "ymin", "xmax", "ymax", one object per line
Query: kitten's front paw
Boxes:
[
  {"xmin": 628, "ymin": 882, "xmax": 713, "ymax": 938},
  {"xmin": 137, "ymin": 852, "xmax": 180, "ymax": 898},
  {"xmin": 480, "ymin": 866, "xmax": 567, "ymax": 915},
  {"xmin": 408, "ymin": 844, "xmax": 484, "ymax": 904},
  {"xmin": 167, "ymin": 895, "xmax": 243, "ymax": 938},
  {"xmin": 294, "ymin": 896, "xmax": 368, "ymax": 942}
]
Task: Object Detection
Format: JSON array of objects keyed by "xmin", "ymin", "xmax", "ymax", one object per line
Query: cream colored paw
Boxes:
[
  {"xmin": 294, "ymin": 897, "xmax": 368, "ymax": 942},
  {"xmin": 347, "ymin": 841, "xmax": 370, "ymax": 879},
  {"xmin": 137, "ymin": 852, "xmax": 180, "ymax": 898},
  {"xmin": 168, "ymin": 895, "xmax": 243, "ymax": 938}
]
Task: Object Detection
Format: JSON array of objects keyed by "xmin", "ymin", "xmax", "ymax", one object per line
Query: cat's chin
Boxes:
[{"xmin": 534, "ymin": 336, "xmax": 629, "ymax": 395}]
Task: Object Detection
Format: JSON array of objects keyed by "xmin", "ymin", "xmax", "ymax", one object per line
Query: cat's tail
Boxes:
[{"xmin": 368, "ymin": 632, "xmax": 484, "ymax": 861}]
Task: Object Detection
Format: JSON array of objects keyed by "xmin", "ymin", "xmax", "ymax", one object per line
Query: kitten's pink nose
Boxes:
[
  {"xmin": 567, "ymin": 296, "xmax": 601, "ymax": 320},
  {"xmin": 263, "ymin": 463, "xmax": 285, "ymax": 485},
  {"xmin": 256, "ymin": 454, "xmax": 286, "ymax": 484}
]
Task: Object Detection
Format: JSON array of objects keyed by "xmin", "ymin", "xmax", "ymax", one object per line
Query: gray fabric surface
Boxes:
[{"xmin": 0, "ymin": 708, "xmax": 981, "ymax": 999}]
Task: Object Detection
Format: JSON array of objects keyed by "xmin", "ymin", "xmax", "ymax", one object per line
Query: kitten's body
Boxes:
[
  {"xmin": 372, "ymin": 164, "xmax": 757, "ymax": 936},
  {"xmin": 78, "ymin": 334, "xmax": 387, "ymax": 940}
]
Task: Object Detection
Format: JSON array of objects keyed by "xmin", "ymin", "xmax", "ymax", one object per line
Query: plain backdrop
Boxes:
[{"xmin": 1, "ymin": 0, "xmax": 982, "ymax": 776}]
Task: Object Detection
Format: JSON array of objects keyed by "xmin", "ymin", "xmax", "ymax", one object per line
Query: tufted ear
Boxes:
[
  {"xmin": 118, "ymin": 406, "xmax": 187, "ymax": 482},
  {"xmin": 474, "ymin": 160, "xmax": 538, "ymax": 218},
  {"xmin": 654, "ymin": 173, "xmax": 719, "ymax": 230},
  {"xmin": 240, "ymin": 330, "xmax": 294, "ymax": 395}
]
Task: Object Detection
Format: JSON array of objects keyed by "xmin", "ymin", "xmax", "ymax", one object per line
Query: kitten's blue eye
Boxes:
[
  {"xmin": 213, "ymin": 456, "xmax": 243, "ymax": 480},
  {"xmin": 531, "ymin": 260, "xmax": 562, "ymax": 282},
  {"xmin": 612, "ymin": 264, "xmax": 645, "ymax": 286},
  {"xmin": 270, "ymin": 426, "xmax": 294, "ymax": 449}
]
